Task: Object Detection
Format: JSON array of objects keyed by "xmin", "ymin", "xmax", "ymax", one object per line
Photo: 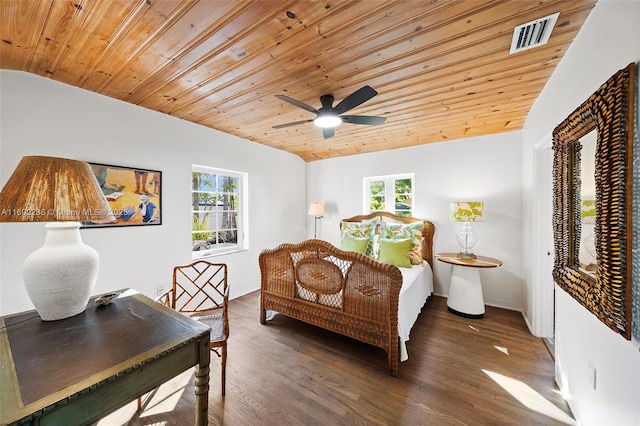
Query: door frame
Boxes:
[{"xmin": 531, "ymin": 132, "xmax": 555, "ymax": 338}]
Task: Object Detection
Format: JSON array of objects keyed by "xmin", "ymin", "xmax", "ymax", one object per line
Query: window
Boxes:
[
  {"xmin": 364, "ymin": 173, "xmax": 414, "ymax": 217},
  {"xmin": 192, "ymin": 165, "xmax": 247, "ymax": 258}
]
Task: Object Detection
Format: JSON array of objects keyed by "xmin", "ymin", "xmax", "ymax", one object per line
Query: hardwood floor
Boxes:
[{"xmin": 98, "ymin": 292, "xmax": 574, "ymax": 425}]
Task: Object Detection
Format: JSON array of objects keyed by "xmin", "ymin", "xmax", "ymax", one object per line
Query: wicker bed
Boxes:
[{"xmin": 259, "ymin": 212, "xmax": 435, "ymax": 376}]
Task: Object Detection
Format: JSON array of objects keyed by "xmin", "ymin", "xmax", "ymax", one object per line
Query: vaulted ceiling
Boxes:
[{"xmin": 0, "ymin": 0, "xmax": 597, "ymax": 161}]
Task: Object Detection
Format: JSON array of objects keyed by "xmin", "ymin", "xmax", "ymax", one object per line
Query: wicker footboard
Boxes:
[{"xmin": 259, "ymin": 239, "xmax": 403, "ymax": 376}]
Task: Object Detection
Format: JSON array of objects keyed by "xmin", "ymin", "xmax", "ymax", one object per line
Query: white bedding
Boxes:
[{"xmin": 398, "ymin": 261, "xmax": 433, "ymax": 361}]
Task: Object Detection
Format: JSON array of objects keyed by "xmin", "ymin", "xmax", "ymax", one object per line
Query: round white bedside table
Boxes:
[{"xmin": 436, "ymin": 253, "xmax": 503, "ymax": 319}]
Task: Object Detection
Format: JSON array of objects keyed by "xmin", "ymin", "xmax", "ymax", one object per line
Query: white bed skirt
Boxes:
[{"xmin": 398, "ymin": 261, "xmax": 433, "ymax": 361}]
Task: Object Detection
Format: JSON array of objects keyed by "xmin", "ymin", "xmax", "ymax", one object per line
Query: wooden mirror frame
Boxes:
[{"xmin": 552, "ymin": 63, "xmax": 636, "ymax": 340}]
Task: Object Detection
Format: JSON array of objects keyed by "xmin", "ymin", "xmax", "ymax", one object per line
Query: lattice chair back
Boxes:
[
  {"xmin": 173, "ymin": 261, "xmax": 228, "ymax": 315},
  {"xmin": 172, "ymin": 260, "xmax": 229, "ymax": 395}
]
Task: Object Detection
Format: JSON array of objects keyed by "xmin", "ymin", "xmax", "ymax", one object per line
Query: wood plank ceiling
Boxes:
[{"xmin": 0, "ymin": 0, "xmax": 597, "ymax": 162}]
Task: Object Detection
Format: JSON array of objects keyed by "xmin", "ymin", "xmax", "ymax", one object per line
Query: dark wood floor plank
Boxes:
[{"xmin": 97, "ymin": 292, "xmax": 574, "ymax": 426}]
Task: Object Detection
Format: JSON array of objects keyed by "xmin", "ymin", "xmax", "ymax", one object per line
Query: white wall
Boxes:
[
  {"xmin": 0, "ymin": 70, "xmax": 306, "ymax": 315},
  {"xmin": 523, "ymin": 1, "xmax": 640, "ymax": 424},
  {"xmin": 307, "ymin": 132, "xmax": 524, "ymax": 311}
]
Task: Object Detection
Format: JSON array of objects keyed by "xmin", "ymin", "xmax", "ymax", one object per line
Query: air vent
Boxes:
[{"xmin": 509, "ymin": 12, "xmax": 559, "ymax": 54}]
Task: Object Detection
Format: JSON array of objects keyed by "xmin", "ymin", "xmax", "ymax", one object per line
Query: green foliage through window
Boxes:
[
  {"xmin": 192, "ymin": 166, "xmax": 246, "ymax": 257},
  {"xmin": 365, "ymin": 174, "xmax": 414, "ymax": 216}
]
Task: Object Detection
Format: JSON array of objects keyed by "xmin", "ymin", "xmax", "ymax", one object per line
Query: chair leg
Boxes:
[{"xmin": 221, "ymin": 343, "xmax": 227, "ymax": 396}]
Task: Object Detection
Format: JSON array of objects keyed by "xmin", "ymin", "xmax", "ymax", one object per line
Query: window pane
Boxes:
[
  {"xmin": 192, "ymin": 192, "xmax": 219, "ymax": 211},
  {"xmin": 395, "ymin": 178, "xmax": 412, "ymax": 216},
  {"xmin": 220, "ymin": 176, "xmax": 238, "ymax": 193},
  {"xmin": 395, "ymin": 178, "xmax": 412, "ymax": 194},
  {"xmin": 192, "ymin": 213, "xmax": 215, "ymax": 238},
  {"xmin": 220, "ymin": 211, "xmax": 237, "ymax": 230},
  {"xmin": 218, "ymin": 229, "xmax": 238, "ymax": 244},
  {"xmin": 220, "ymin": 193, "xmax": 238, "ymax": 211},
  {"xmin": 192, "ymin": 172, "xmax": 217, "ymax": 192},
  {"xmin": 192, "ymin": 232, "xmax": 215, "ymax": 252},
  {"xmin": 395, "ymin": 195, "xmax": 411, "ymax": 208},
  {"xmin": 369, "ymin": 180, "xmax": 385, "ymax": 211},
  {"xmin": 370, "ymin": 196, "xmax": 385, "ymax": 211},
  {"xmin": 395, "ymin": 194, "xmax": 411, "ymax": 216},
  {"xmin": 370, "ymin": 180, "xmax": 384, "ymax": 195}
]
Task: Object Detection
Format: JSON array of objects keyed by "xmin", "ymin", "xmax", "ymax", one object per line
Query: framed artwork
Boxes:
[{"xmin": 82, "ymin": 162, "xmax": 162, "ymax": 228}]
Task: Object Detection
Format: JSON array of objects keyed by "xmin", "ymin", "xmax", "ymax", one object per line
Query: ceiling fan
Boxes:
[{"xmin": 273, "ymin": 85, "xmax": 387, "ymax": 139}]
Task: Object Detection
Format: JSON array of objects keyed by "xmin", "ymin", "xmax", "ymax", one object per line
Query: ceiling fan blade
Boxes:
[
  {"xmin": 334, "ymin": 85, "xmax": 378, "ymax": 115},
  {"xmin": 323, "ymin": 127, "xmax": 335, "ymax": 139},
  {"xmin": 275, "ymin": 95, "xmax": 319, "ymax": 114},
  {"xmin": 272, "ymin": 119, "xmax": 314, "ymax": 129},
  {"xmin": 341, "ymin": 115, "xmax": 387, "ymax": 125}
]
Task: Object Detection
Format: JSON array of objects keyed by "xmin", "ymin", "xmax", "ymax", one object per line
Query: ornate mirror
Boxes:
[{"xmin": 552, "ymin": 63, "xmax": 636, "ymax": 339}]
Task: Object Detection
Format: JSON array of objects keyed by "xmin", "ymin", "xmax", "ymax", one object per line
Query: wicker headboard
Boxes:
[{"xmin": 340, "ymin": 212, "xmax": 435, "ymax": 270}]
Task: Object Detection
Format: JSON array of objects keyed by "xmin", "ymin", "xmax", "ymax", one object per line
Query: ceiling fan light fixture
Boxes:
[
  {"xmin": 314, "ymin": 114, "xmax": 342, "ymax": 128},
  {"xmin": 275, "ymin": 86, "xmax": 382, "ymax": 137}
]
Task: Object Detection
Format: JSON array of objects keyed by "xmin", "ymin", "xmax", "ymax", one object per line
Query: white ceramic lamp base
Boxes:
[{"xmin": 23, "ymin": 222, "xmax": 99, "ymax": 321}]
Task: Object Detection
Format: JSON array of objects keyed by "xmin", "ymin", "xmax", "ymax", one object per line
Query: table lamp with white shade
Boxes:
[
  {"xmin": 0, "ymin": 156, "xmax": 115, "ymax": 321},
  {"xmin": 449, "ymin": 201, "xmax": 484, "ymax": 260}
]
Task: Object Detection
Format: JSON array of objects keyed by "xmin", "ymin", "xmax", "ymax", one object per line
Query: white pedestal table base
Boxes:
[{"xmin": 447, "ymin": 265, "xmax": 485, "ymax": 319}]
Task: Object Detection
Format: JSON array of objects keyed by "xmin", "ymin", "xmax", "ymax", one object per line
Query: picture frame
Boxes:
[{"xmin": 82, "ymin": 162, "xmax": 162, "ymax": 228}]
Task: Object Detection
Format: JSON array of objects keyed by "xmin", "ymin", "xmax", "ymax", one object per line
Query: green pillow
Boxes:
[
  {"xmin": 380, "ymin": 221, "xmax": 424, "ymax": 265},
  {"xmin": 341, "ymin": 233, "xmax": 370, "ymax": 254},
  {"xmin": 340, "ymin": 221, "xmax": 374, "ymax": 257},
  {"xmin": 378, "ymin": 238, "xmax": 412, "ymax": 268}
]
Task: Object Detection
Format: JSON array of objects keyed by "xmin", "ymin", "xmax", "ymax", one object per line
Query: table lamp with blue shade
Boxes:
[
  {"xmin": 449, "ymin": 201, "xmax": 484, "ymax": 260},
  {"xmin": 0, "ymin": 156, "xmax": 115, "ymax": 321}
]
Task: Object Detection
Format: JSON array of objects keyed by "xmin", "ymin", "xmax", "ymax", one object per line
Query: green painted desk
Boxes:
[{"xmin": 0, "ymin": 289, "xmax": 210, "ymax": 425}]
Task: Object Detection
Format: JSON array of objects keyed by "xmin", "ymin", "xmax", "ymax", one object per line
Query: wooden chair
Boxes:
[{"xmin": 147, "ymin": 261, "xmax": 229, "ymax": 402}]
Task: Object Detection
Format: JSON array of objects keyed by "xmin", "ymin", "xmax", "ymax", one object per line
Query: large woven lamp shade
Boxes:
[{"xmin": 0, "ymin": 156, "xmax": 114, "ymax": 320}]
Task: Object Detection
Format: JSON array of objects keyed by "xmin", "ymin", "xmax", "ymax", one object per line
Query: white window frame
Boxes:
[
  {"xmin": 192, "ymin": 164, "xmax": 248, "ymax": 259},
  {"xmin": 363, "ymin": 173, "xmax": 414, "ymax": 216}
]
